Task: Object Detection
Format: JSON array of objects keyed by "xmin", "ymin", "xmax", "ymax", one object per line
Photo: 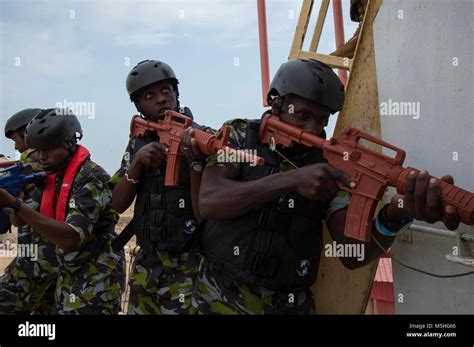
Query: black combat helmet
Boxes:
[
  {"xmin": 126, "ymin": 59, "xmax": 179, "ymax": 101},
  {"xmin": 267, "ymin": 59, "xmax": 345, "ymax": 114},
  {"xmin": 4, "ymin": 108, "xmax": 43, "ymax": 138},
  {"xmin": 25, "ymin": 108, "xmax": 83, "ymax": 150}
]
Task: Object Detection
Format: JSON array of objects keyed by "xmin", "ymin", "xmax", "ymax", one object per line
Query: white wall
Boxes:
[{"xmin": 373, "ymin": 0, "xmax": 474, "ymax": 313}]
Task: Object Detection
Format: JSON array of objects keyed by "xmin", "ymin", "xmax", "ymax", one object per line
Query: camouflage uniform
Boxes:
[
  {"xmin": 111, "ymin": 137, "xmax": 197, "ymax": 314},
  {"xmin": 0, "ymin": 149, "xmax": 58, "ymax": 314},
  {"xmin": 26, "ymin": 158, "xmax": 125, "ymax": 314},
  {"xmin": 192, "ymin": 118, "xmax": 350, "ymax": 314}
]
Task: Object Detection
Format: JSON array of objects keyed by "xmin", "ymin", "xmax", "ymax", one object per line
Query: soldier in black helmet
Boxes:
[
  {"xmin": 0, "ymin": 109, "xmax": 125, "ymax": 314},
  {"xmin": 192, "ymin": 59, "xmax": 459, "ymax": 314},
  {"xmin": 0, "ymin": 108, "xmax": 59, "ymax": 314},
  {"xmin": 111, "ymin": 60, "xmax": 210, "ymax": 314},
  {"xmin": 5, "ymin": 108, "xmax": 42, "ymax": 155}
]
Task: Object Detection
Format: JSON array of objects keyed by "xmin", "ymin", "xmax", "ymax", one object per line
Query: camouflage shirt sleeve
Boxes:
[
  {"xmin": 109, "ymin": 137, "xmax": 136, "ymax": 188},
  {"xmin": 65, "ymin": 174, "xmax": 112, "ymax": 247},
  {"xmin": 20, "ymin": 149, "xmax": 43, "ymax": 173},
  {"xmin": 206, "ymin": 119, "xmax": 248, "ymax": 174}
]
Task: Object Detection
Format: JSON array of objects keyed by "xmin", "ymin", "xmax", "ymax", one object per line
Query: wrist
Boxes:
[{"xmin": 376, "ymin": 204, "xmax": 413, "ymax": 237}]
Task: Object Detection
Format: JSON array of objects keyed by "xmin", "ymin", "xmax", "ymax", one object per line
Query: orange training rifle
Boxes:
[
  {"xmin": 259, "ymin": 114, "xmax": 474, "ymax": 242},
  {"xmin": 131, "ymin": 110, "xmax": 264, "ymax": 186}
]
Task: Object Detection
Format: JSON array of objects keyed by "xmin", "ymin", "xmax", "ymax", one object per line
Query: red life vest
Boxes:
[{"xmin": 40, "ymin": 145, "xmax": 90, "ymax": 222}]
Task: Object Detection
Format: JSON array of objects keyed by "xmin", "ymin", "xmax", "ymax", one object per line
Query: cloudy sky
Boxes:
[{"xmin": 0, "ymin": 0, "xmax": 357, "ymax": 174}]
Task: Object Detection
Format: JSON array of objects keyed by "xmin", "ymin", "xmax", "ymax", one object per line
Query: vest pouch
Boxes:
[{"xmin": 135, "ymin": 207, "xmax": 166, "ymax": 252}]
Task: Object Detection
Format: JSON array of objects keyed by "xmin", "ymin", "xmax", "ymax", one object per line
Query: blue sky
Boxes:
[{"xmin": 0, "ymin": 0, "xmax": 357, "ymax": 174}]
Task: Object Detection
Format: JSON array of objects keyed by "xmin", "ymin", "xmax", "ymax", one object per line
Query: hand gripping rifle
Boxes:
[
  {"xmin": 130, "ymin": 110, "xmax": 264, "ymax": 186},
  {"xmin": 259, "ymin": 114, "xmax": 474, "ymax": 242},
  {"xmin": 0, "ymin": 164, "xmax": 46, "ymax": 234}
]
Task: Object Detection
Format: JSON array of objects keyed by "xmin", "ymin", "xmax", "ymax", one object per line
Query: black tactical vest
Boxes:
[
  {"xmin": 199, "ymin": 119, "xmax": 330, "ymax": 291},
  {"xmin": 133, "ymin": 124, "xmax": 203, "ymax": 253}
]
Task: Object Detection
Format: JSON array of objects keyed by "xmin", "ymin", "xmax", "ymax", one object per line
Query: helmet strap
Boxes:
[{"xmin": 271, "ymin": 96, "xmax": 286, "ymax": 116}]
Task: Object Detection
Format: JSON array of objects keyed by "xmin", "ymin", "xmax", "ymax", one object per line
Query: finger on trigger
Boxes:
[{"xmin": 328, "ymin": 166, "xmax": 354, "ymax": 189}]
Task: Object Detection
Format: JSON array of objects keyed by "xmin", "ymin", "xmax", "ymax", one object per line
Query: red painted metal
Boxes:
[
  {"xmin": 371, "ymin": 257, "xmax": 395, "ymax": 302},
  {"xmin": 257, "ymin": 0, "xmax": 270, "ymax": 106},
  {"xmin": 0, "ymin": 160, "xmax": 16, "ymax": 168}
]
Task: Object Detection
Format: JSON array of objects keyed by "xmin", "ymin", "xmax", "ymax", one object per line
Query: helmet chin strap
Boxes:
[{"xmin": 270, "ymin": 96, "xmax": 286, "ymax": 116}]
